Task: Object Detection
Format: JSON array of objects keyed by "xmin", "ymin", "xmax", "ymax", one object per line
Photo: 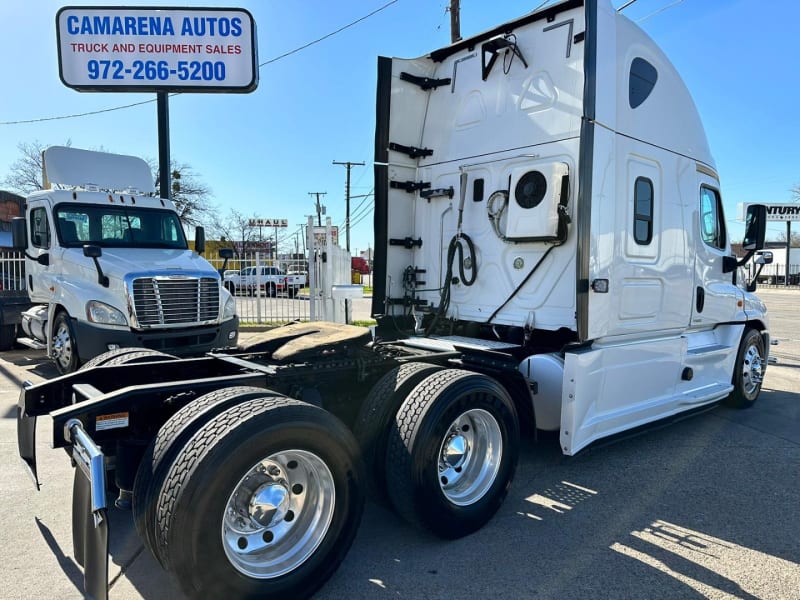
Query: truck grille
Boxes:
[{"xmin": 132, "ymin": 276, "xmax": 219, "ymax": 327}]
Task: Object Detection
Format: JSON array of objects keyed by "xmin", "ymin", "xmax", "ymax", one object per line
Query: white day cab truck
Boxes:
[
  {"xmin": 17, "ymin": 1, "xmax": 771, "ymax": 598},
  {"xmin": 11, "ymin": 146, "xmax": 239, "ymax": 374}
]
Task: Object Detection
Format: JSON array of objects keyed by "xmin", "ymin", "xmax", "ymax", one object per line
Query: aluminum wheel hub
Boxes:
[
  {"xmin": 437, "ymin": 408, "xmax": 503, "ymax": 506},
  {"xmin": 221, "ymin": 450, "xmax": 335, "ymax": 579},
  {"xmin": 249, "ymin": 482, "xmax": 290, "ymax": 528},
  {"xmin": 742, "ymin": 344, "xmax": 764, "ymax": 395}
]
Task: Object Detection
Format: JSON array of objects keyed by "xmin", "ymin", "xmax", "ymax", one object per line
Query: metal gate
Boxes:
[{"xmin": 209, "ymin": 217, "xmax": 356, "ymax": 325}]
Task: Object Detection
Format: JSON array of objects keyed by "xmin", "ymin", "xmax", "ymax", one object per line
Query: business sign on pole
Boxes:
[
  {"xmin": 56, "ymin": 6, "xmax": 258, "ymax": 92},
  {"xmin": 740, "ymin": 203, "xmax": 800, "ymax": 222},
  {"xmin": 312, "ymin": 226, "xmax": 339, "ymax": 247},
  {"xmin": 249, "ymin": 218, "xmax": 288, "ymax": 228}
]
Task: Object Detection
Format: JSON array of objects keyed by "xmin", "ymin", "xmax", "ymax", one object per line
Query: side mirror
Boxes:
[
  {"xmin": 11, "ymin": 217, "xmax": 26, "ymax": 250},
  {"xmin": 755, "ymin": 251, "xmax": 773, "ymax": 265},
  {"xmin": 82, "ymin": 245, "xmax": 102, "ymax": 259},
  {"xmin": 83, "ymin": 244, "xmax": 109, "ymax": 287},
  {"xmin": 742, "ymin": 204, "xmax": 766, "ymax": 251},
  {"xmin": 218, "ymin": 247, "xmax": 233, "ymax": 273},
  {"xmin": 195, "ymin": 226, "xmax": 205, "ymax": 254}
]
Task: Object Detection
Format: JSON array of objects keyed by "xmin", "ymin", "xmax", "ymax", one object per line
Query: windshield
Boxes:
[{"xmin": 54, "ymin": 203, "xmax": 188, "ymax": 249}]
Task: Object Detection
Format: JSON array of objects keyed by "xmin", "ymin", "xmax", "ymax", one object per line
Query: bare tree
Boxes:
[
  {"xmin": 3, "ymin": 143, "xmax": 213, "ymax": 230},
  {"xmin": 211, "ymin": 208, "xmax": 260, "ymax": 258},
  {"xmin": 2, "ymin": 140, "xmax": 71, "ymax": 193},
  {"xmin": 777, "ymin": 230, "xmax": 800, "ymax": 246},
  {"xmin": 792, "ymin": 182, "xmax": 800, "ymax": 203},
  {"xmin": 150, "ymin": 159, "xmax": 215, "ymax": 227}
]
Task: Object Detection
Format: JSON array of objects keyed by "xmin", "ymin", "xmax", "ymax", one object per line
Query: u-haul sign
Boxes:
[{"xmin": 56, "ymin": 6, "xmax": 258, "ymax": 92}]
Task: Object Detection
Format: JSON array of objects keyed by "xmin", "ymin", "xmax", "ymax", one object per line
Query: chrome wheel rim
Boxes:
[
  {"xmin": 221, "ymin": 449, "xmax": 335, "ymax": 579},
  {"xmin": 52, "ymin": 320, "xmax": 74, "ymax": 370},
  {"xmin": 437, "ymin": 408, "xmax": 503, "ymax": 506},
  {"xmin": 742, "ymin": 343, "xmax": 764, "ymax": 397}
]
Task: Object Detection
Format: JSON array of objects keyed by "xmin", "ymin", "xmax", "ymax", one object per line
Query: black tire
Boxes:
[
  {"xmin": 0, "ymin": 324, "xmax": 16, "ymax": 351},
  {"xmin": 80, "ymin": 347, "xmax": 175, "ymax": 371},
  {"xmin": 154, "ymin": 397, "xmax": 365, "ymax": 599},
  {"xmin": 724, "ymin": 328, "xmax": 766, "ymax": 409},
  {"xmin": 133, "ymin": 385, "xmax": 270, "ymax": 566},
  {"xmin": 385, "ymin": 369, "xmax": 519, "ymax": 539},
  {"xmin": 225, "ymin": 281, "xmax": 236, "ymax": 295},
  {"xmin": 353, "ymin": 362, "xmax": 444, "ymax": 502},
  {"xmin": 267, "ymin": 283, "xmax": 277, "ymax": 297},
  {"xmin": 287, "ymin": 287, "xmax": 298, "ymax": 298},
  {"xmin": 51, "ymin": 311, "xmax": 80, "ymax": 374}
]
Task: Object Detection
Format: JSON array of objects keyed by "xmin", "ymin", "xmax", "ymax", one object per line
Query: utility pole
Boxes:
[
  {"xmin": 332, "ymin": 160, "xmax": 365, "ymax": 252},
  {"xmin": 449, "ymin": 0, "xmax": 461, "ymax": 43},
  {"xmin": 308, "ymin": 191, "xmax": 327, "ymax": 227}
]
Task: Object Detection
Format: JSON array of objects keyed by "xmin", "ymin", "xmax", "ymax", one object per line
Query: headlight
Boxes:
[
  {"xmin": 86, "ymin": 300, "xmax": 128, "ymax": 326},
  {"xmin": 223, "ymin": 294, "xmax": 237, "ymax": 320}
]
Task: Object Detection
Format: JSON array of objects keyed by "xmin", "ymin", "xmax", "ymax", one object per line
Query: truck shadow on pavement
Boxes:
[
  {"xmin": 34, "ymin": 517, "xmax": 85, "ymax": 594},
  {"xmin": 0, "ymin": 348, "xmax": 58, "ymax": 380}
]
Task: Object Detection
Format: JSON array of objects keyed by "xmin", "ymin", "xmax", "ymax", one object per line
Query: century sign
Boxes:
[
  {"xmin": 739, "ymin": 203, "xmax": 800, "ymax": 222},
  {"xmin": 56, "ymin": 7, "xmax": 258, "ymax": 92}
]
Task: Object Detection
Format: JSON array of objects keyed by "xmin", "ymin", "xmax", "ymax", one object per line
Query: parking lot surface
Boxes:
[{"xmin": 0, "ymin": 289, "xmax": 797, "ymax": 599}]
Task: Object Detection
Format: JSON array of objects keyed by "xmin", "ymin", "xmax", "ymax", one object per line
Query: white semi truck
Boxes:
[
  {"xmin": 17, "ymin": 1, "xmax": 770, "ymax": 598},
  {"xmin": 11, "ymin": 146, "xmax": 238, "ymax": 373}
]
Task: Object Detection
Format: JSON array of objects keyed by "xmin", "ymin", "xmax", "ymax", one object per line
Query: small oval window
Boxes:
[{"xmin": 629, "ymin": 57, "xmax": 658, "ymax": 109}]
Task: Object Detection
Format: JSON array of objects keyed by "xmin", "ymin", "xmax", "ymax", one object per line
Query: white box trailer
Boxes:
[{"xmin": 17, "ymin": 1, "xmax": 770, "ymax": 598}]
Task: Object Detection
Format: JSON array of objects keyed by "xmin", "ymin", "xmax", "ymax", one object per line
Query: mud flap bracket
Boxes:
[
  {"xmin": 68, "ymin": 419, "xmax": 109, "ymax": 600},
  {"xmin": 17, "ymin": 382, "xmax": 39, "ymax": 490}
]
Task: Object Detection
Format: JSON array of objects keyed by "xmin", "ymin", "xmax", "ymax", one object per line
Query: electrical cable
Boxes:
[
  {"xmin": 425, "ymin": 232, "xmax": 476, "ymax": 335},
  {"xmin": 636, "ymin": 0, "xmax": 686, "ymax": 23}
]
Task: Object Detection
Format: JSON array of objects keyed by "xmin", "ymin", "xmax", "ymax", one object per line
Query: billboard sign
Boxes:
[
  {"xmin": 248, "ymin": 218, "xmax": 288, "ymax": 228},
  {"xmin": 312, "ymin": 226, "xmax": 339, "ymax": 247},
  {"xmin": 740, "ymin": 203, "xmax": 800, "ymax": 222},
  {"xmin": 56, "ymin": 6, "xmax": 258, "ymax": 92}
]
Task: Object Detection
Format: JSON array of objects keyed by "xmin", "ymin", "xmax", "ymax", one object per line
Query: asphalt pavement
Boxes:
[{"xmin": 0, "ymin": 289, "xmax": 797, "ymax": 599}]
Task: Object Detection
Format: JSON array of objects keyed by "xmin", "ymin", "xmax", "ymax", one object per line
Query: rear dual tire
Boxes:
[
  {"xmin": 384, "ymin": 369, "xmax": 520, "ymax": 539},
  {"xmin": 147, "ymin": 394, "xmax": 364, "ymax": 599}
]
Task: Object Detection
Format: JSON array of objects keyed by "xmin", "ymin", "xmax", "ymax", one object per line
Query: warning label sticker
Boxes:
[{"xmin": 96, "ymin": 412, "xmax": 130, "ymax": 431}]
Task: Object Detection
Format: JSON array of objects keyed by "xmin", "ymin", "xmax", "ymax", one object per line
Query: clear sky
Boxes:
[{"xmin": 2, "ymin": 0, "xmax": 799, "ymax": 255}]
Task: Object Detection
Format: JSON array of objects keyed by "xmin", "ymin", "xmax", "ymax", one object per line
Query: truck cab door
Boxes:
[
  {"xmin": 26, "ymin": 202, "xmax": 56, "ymax": 303},
  {"xmin": 691, "ymin": 177, "xmax": 739, "ymax": 327}
]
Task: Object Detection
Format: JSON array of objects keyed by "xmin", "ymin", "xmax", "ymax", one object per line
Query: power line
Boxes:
[
  {"xmin": 1, "ymin": 0, "xmax": 400, "ymax": 127},
  {"xmin": 258, "ymin": 0, "xmax": 398, "ymax": 68},
  {"xmin": 636, "ymin": 0, "xmax": 686, "ymax": 23}
]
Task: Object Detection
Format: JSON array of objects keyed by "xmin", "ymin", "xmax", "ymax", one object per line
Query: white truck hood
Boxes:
[{"xmin": 88, "ymin": 248, "xmax": 217, "ymax": 280}]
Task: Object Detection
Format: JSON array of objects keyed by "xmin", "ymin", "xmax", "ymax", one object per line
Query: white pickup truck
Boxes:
[
  {"xmin": 224, "ymin": 265, "xmax": 305, "ymax": 297},
  {"xmin": 284, "ymin": 268, "xmax": 307, "ymax": 297}
]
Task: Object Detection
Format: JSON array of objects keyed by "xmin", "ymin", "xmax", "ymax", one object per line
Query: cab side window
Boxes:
[
  {"xmin": 31, "ymin": 207, "xmax": 50, "ymax": 249},
  {"xmin": 633, "ymin": 177, "xmax": 653, "ymax": 245},
  {"xmin": 700, "ymin": 186, "xmax": 726, "ymax": 250}
]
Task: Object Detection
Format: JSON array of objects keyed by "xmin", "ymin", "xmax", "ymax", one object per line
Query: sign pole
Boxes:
[
  {"xmin": 157, "ymin": 92, "xmax": 170, "ymax": 200},
  {"xmin": 787, "ymin": 221, "xmax": 791, "ymax": 287}
]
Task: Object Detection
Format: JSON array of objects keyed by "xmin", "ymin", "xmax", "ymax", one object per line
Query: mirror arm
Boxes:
[
  {"xmin": 91, "ymin": 257, "xmax": 109, "ymax": 287},
  {"xmin": 737, "ymin": 249, "xmax": 756, "ymax": 267}
]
